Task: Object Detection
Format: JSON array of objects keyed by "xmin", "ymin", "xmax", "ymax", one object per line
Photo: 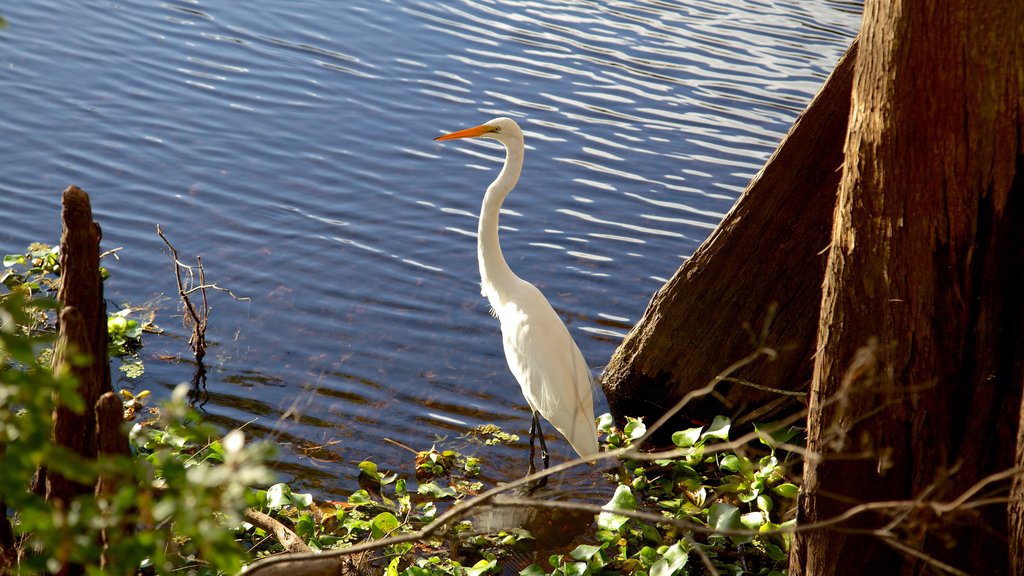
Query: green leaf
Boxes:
[
  {"xmin": 417, "ymin": 481, "xmax": 457, "ymax": 499},
  {"xmin": 623, "ymin": 417, "xmax": 646, "ymax": 441},
  {"xmin": 291, "ymin": 490, "xmax": 314, "ymax": 508},
  {"xmin": 386, "ymin": 555, "xmax": 402, "ymax": 576},
  {"xmin": 772, "ymin": 482, "xmax": 799, "ymax": 499},
  {"xmin": 709, "ymin": 502, "xmax": 741, "ymax": 533},
  {"xmin": 596, "ymin": 412, "xmax": 615, "ymax": 433},
  {"xmin": 598, "ymin": 485, "xmax": 636, "ymax": 531},
  {"xmin": 710, "ymin": 502, "xmax": 752, "ymax": 545},
  {"xmin": 650, "ymin": 542, "xmax": 688, "ymax": 576},
  {"xmin": 370, "ymin": 512, "xmax": 400, "ymax": 539},
  {"xmin": 701, "ymin": 415, "xmax": 731, "ymax": 441},
  {"xmin": 519, "ymin": 565, "xmax": 547, "ymax": 576},
  {"xmin": 348, "ymin": 489, "xmax": 372, "ymax": 505},
  {"xmin": 3, "ymin": 254, "xmax": 25, "ymax": 267},
  {"xmin": 638, "ymin": 546, "xmax": 659, "ymax": 567},
  {"xmin": 558, "ymin": 562, "xmax": 587, "ymax": 576},
  {"xmin": 741, "ymin": 511, "xmax": 765, "ymax": 530},
  {"xmin": 466, "ymin": 559, "xmax": 496, "ymax": 576},
  {"xmin": 358, "ymin": 460, "xmax": 381, "ymax": 483},
  {"xmin": 763, "ymin": 541, "xmax": 787, "ymax": 562},
  {"xmin": 753, "ymin": 422, "xmax": 800, "ymax": 449},
  {"xmin": 719, "ymin": 454, "xmax": 742, "ymax": 472},
  {"xmin": 570, "ymin": 543, "xmax": 603, "ymax": 561},
  {"xmin": 671, "ymin": 426, "xmax": 703, "ymax": 448},
  {"xmin": 264, "ymin": 483, "xmax": 292, "ymax": 509}
]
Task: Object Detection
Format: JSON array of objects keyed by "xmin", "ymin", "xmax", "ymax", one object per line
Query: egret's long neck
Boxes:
[{"xmin": 478, "ymin": 139, "xmax": 524, "ymax": 304}]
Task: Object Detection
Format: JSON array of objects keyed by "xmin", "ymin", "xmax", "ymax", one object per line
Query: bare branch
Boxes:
[{"xmin": 243, "ymin": 509, "xmax": 311, "ymax": 554}]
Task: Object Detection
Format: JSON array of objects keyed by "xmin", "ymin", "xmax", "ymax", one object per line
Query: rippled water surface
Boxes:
[{"xmin": 1, "ymin": 1, "xmax": 860, "ymax": 496}]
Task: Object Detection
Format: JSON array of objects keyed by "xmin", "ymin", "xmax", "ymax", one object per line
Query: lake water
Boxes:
[{"xmin": 0, "ymin": 1, "xmax": 860, "ymax": 499}]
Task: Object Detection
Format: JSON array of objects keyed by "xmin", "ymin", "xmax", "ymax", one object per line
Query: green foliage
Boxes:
[
  {"xmin": 2, "ymin": 243, "xmax": 152, "ymax": 379},
  {"xmin": 4, "ymin": 239, "xmax": 803, "ymax": 575},
  {"xmin": 2, "ymin": 293, "xmax": 274, "ymax": 574},
  {"xmin": 234, "ymin": 414, "xmax": 800, "ymax": 576}
]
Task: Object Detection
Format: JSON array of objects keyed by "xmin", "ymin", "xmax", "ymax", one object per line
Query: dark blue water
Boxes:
[{"xmin": 0, "ymin": 0, "xmax": 860, "ymax": 496}]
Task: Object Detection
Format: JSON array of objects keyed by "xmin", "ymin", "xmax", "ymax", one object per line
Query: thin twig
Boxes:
[{"xmin": 182, "ymin": 284, "xmax": 250, "ymax": 301}]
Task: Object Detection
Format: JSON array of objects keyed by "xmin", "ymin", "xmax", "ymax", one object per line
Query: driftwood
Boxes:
[{"xmin": 601, "ymin": 39, "xmax": 859, "ymax": 428}]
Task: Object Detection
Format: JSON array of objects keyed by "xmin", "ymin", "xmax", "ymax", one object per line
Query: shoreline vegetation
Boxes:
[{"xmin": 1, "ymin": 187, "xmax": 796, "ymax": 575}]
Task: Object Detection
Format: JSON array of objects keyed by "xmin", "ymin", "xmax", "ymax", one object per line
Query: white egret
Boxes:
[{"xmin": 434, "ymin": 117, "xmax": 599, "ymax": 478}]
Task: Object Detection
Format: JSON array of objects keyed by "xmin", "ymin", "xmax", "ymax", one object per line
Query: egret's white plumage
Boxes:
[{"xmin": 435, "ymin": 117, "xmax": 599, "ymax": 465}]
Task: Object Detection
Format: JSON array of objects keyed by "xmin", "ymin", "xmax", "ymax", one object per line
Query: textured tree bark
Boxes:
[
  {"xmin": 46, "ymin": 187, "xmax": 115, "ymax": 576},
  {"xmin": 792, "ymin": 1, "xmax": 1024, "ymax": 574},
  {"xmin": 47, "ymin": 186, "xmax": 111, "ymax": 509},
  {"xmin": 601, "ymin": 39, "xmax": 858, "ymax": 427},
  {"xmin": 95, "ymin": 391, "xmax": 132, "ymax": 570}
]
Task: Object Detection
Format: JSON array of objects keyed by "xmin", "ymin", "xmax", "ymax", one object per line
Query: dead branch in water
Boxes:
[{"xmin": 156, "ymin": 224, "xmax": 248, "ymax": 364}]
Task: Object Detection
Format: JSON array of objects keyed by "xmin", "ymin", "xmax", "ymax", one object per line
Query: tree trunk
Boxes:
[
  {"xmin": 47, "ymin": 186, "xmax": 111, "ymax": 509},
  {"xmin": 601, "ymin": 40, "xmax": 858, "ymax": 428},
  {"xmin": 792, "ymin": 1, "xmax": 1024, "ymax": 575},
  {"xmin": 46, "ymin": 187, "xmax": 117, "ymax": 576}
]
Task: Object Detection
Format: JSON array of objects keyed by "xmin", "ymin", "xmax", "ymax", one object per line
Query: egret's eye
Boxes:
[{"xmin": 492, "ymin": 126, "xmax": 502, "ymax": 133}]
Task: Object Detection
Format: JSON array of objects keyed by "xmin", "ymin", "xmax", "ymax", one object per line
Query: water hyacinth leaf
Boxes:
[
  {"xmin": 764, "ymin": 541, "xmax": 787, "ymax": 562},
  {"xmin": 519, "ymin": 565, "xmax": 546, "ymax": 576},
  {"xmin": 466, "ymin": 559, "xmax": 496, "ymax": 576},
  {"xmin": 264, "ymin": 483, "xmax": 292, "ymax": 509},
  {"xmin": 570, "ymin": 543, "xmax": 603, "ymax": 561},
  {"xmin": 371, "ymin": 512, "xmax": 400, "ymax": 539},
  {"xmin": 671, "ymin": 427, "xmax": 703, "ymax": 448},
  {"xmin": 348, "ymin": 489, "xmax": 372, "ymax": 505},
  {"xmin": 559, "ymin": 562, "xmax": 587, "ymax": 576},
  {"xmin": 417, "ymin": 481, "xmax": 457, "ymax": 499},
  {"xmin": 709, "ymin": 502, "xmax": 741, "ymax": 533},
  {"xmin": 701, "ymin": 415, "xmax": 731, "ymax": 441},
  {"xmin": 386, "ymin": 556, "xmax": 402, "ymax": 576},
  {"xmin": 597, "ymin": 412, "xmax": 615, "ymax": 433},
  {"xmin": 598, "ymin": 485, "xmax": 636, "ymax": 531},
  {"xmin": 418, "ymin": 501, "xmax": 437, "ymax": 520},
  {"xmin": 358, "ymin": 460, "xmax": 381, "ymax": 483},
  {"xmin": 741, "ymin": 511, "xmax": 764, "ymax": 530},
  {"xmin": 640, "ymin": 522, "xmax": 662, "ymax": 546},
  {"xmin": 623, "ymin": 417, "xmax": 646, "ymax": 440},
  {"xmin": 638, "ymin": 546, "xmax": 659, "ymax": 567},
  {"xmin": 772, "ymin": 482, "xmax": 799, "ymax": 499},
  {"xmin": 295, "ymin": 513, "xmax": 316, "ymax": 540},
  {"xmin": 650, "ymin": 542, "xmax": 688, "ymax": 576},
  {"xmin": 753, "ymin": 422, "xmax": 800, "ymax": 449},
  {"xmin": 719, "ymin": 453, "xmax": 742, "ymax": 472}
]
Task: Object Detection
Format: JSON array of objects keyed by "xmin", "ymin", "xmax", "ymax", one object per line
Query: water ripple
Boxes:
[{"xmin": 0, "ymin": 0, "xmax": 860, "ymax": 496}]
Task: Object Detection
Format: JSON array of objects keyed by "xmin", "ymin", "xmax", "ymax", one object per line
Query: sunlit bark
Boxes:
[
  {"xmin": 601, "ymin": 40, "xmax": 858, "ymax": 428},
  {"xmin": 792, "ymin": 1, "xmax": 1024, "ymax": 574}
]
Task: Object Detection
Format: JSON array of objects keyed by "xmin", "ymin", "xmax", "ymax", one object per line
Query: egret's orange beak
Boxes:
[{"xmin": 434, "ymin": 124, "xmax": 496, "ymax": 141}]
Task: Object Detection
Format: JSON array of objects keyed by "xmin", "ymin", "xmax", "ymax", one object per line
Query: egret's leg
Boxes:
[
  {"xmin": 527, "ymin": 412, "xmax": 539, "ymax": 476},
  {"xmin": 537, "ymin": 416, "xmax": 550, "ymax": 471},
  {"xmin": 527, "ymin": 412, "xmax": 549, "ymax": 488}
]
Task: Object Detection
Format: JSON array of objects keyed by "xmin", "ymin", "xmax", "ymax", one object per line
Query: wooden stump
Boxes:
[{"xmin": 44, "ymin": 186, "xmax": 129, "ymax": 575}]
